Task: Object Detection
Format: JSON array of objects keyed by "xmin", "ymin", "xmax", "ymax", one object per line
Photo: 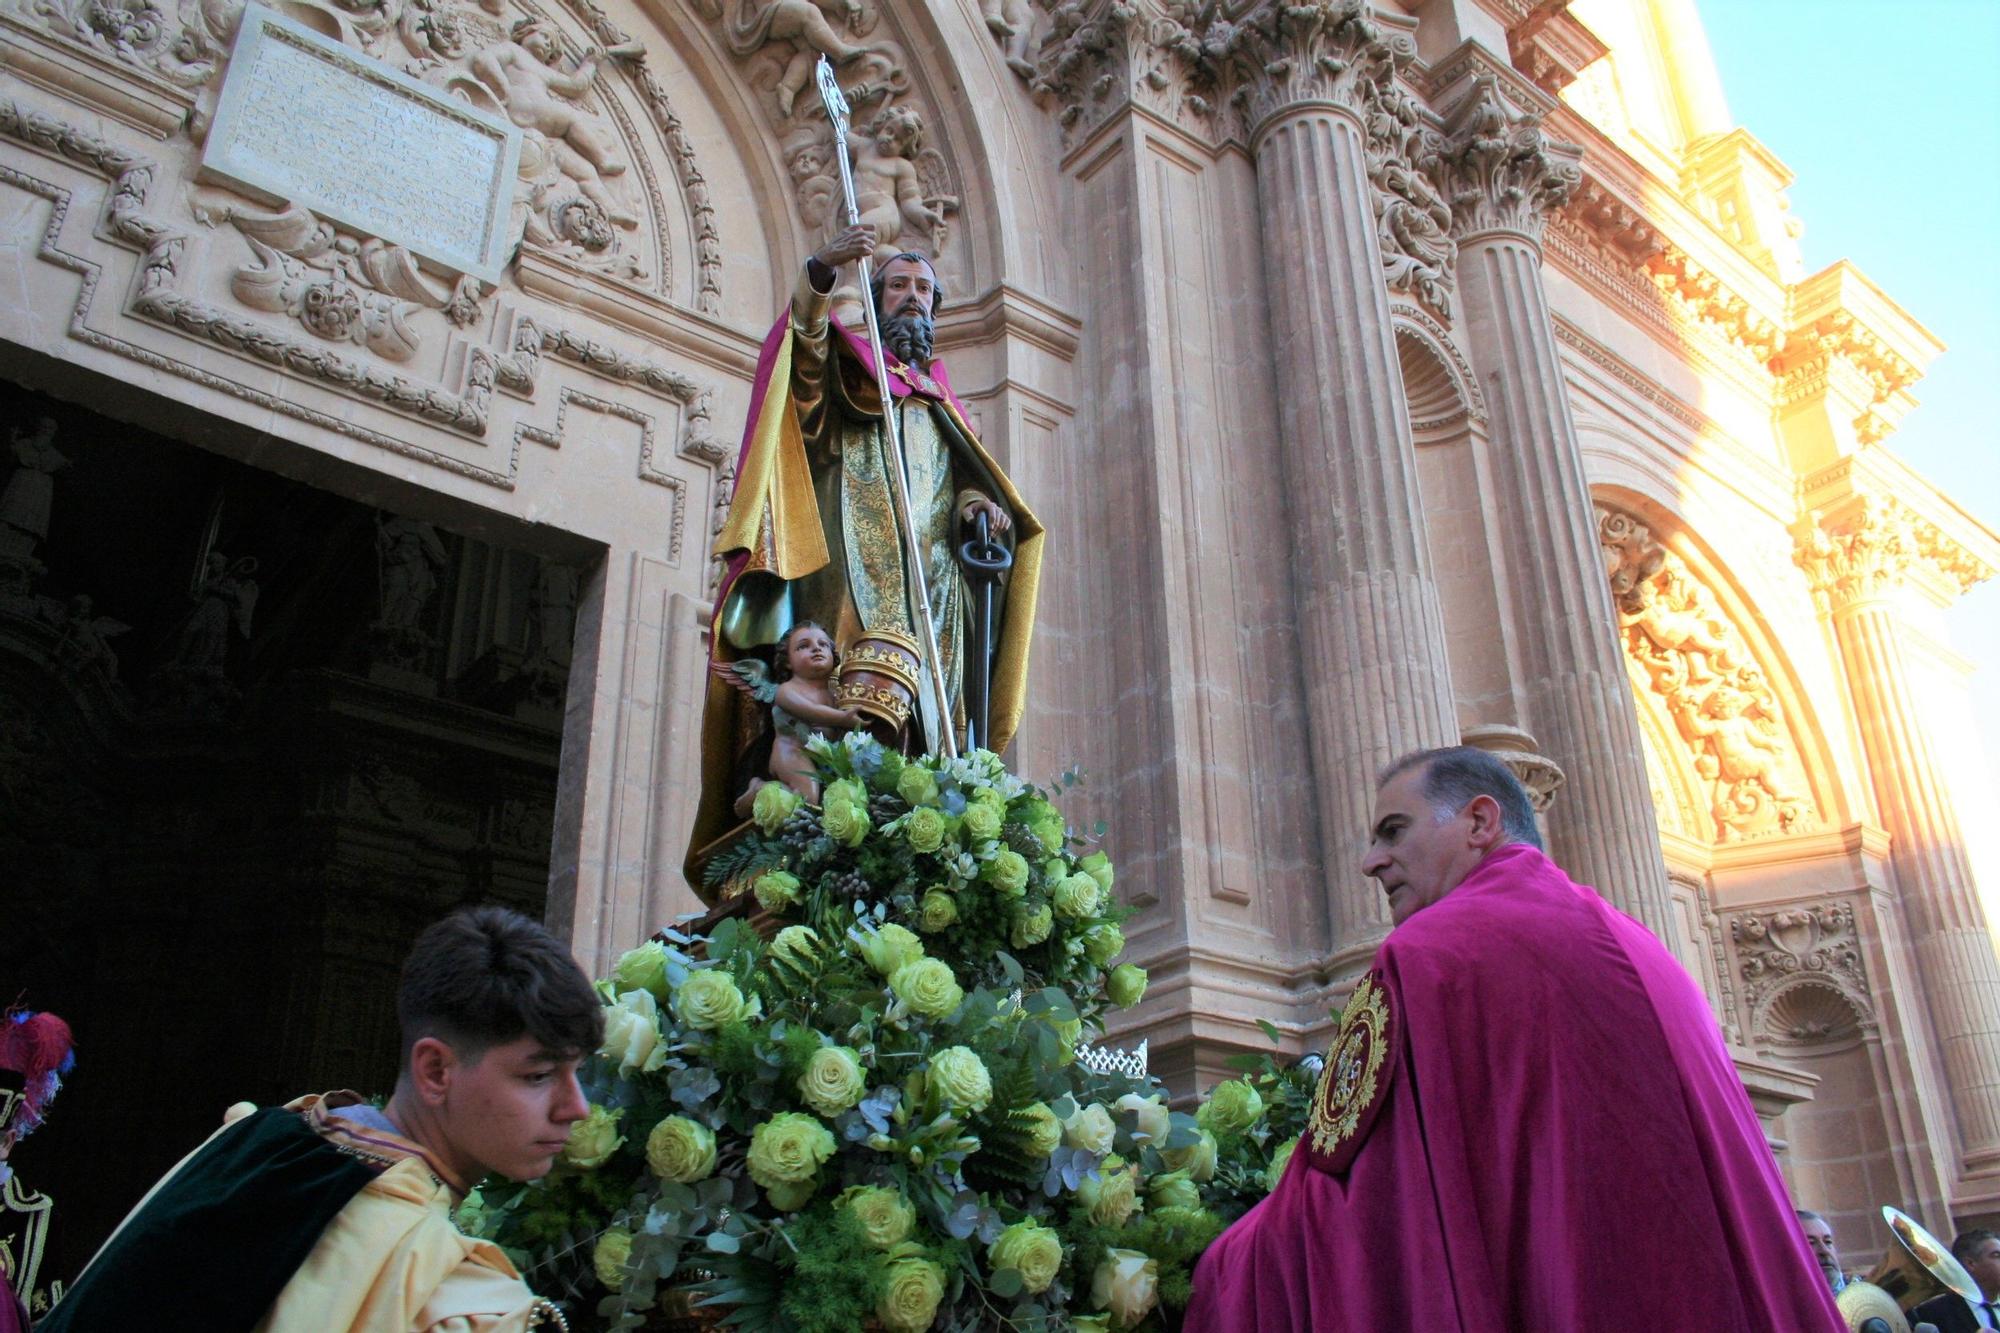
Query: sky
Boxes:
[{"xmin": 1699, "ymin": 0, "xmax": 2000, "ymax": 765}]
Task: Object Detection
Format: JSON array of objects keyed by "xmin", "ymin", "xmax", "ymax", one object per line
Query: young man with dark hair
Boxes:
[
  {"xmin": 1914, "ymin": 1229, "xmax": 2000, "ymax": 1331},
  {"xmin": 44, "ymin": 905, "xmax": 603, "ymax": 1331},
  {"xmin": 1187, "ymin": 746, "xmax": 1843, "ymax": 1331}
]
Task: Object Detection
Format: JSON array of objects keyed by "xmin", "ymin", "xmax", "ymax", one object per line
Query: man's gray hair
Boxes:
[
  {"xmin": 1796, "ymin": 1209, "xmax": 1827, "ymax": 1226},
  {"xmin": 1377, "ymin": 746, "xmax": 1544, "ymax": 850}
]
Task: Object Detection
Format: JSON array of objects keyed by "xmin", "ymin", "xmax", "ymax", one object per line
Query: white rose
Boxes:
[
  {"xmin": 1091, "ymin": 1248, "xmax": 1159, "ymax": 1327},
  {"xmin": 598, "ymin": 989, "xmax": 668, "ymax": 1077},
  {"xmin": 1114, "ymin": 1092, "xmax": 1170, "ymax": 1149},
  {"xmin": 1064, "ymin": 1102, "xmax": 1116, "ymax": 1155}
]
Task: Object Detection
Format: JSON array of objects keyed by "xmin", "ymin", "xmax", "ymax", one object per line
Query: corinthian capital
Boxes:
[
  {"xmin": 1429, "ymin": 75, "xmax": 1582, "ymax": 242},
  {"xmin": 1023, "ymin": 0, "xmax": 1218, "ymax": 146},
  {"xmin": 1221, "ymin": 0, "xmax": 1417, "ymax": 138}
]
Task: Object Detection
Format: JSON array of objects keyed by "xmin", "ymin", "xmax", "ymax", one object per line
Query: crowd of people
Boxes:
[{"xmin": 1798, "ymin": 1207, "xmax": 2000, "ymax": 1332}]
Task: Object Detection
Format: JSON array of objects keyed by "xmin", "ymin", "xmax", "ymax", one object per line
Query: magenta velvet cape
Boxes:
[{"xmin": 1184, "ymin": 844, "xmax": 1843, "ymax": 1332}]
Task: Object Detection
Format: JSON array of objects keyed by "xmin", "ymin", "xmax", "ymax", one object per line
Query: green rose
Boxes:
[
  {"xmin": 1052, "ymin": 1014, "xmax": 1083, "ymax": 1066},
  {"xmin": 673, "ymin": 968, "xmax": 753, "ymax": 1031},
  {"xmin": 1264, "ymin": 1134, "xmax": 1299, "ymax": 1191},
  {"xmin": 797, "ymin": 1044, "xmax": 868, "ymax": 1118},
  {"xmin": 876, "ymin": 1248, "xmax": 946, "ymax": 1333},
  {"xmin": 612, "ymin": 942, "xmax": 670, "ymax": 1000},
  {"xmin": 1081, "ymin": 922, "xmax": 1125, "ymax": 967},
  {"xmin": 593, "ymin": 1227, "xmax": 633, "ymax": 1290},
  {"xmin": 770, "ymin": 924, "xmax": 823, "ymax": 968},
  {"xmin": 824, "ymin": 777, "xmax": 867, "ymax": 810},
  {"xmin": 903, "ymin": 806, "xmax": 949, "ymax": 854},
  {"xmin": 645, "ymin": 1114, "xmax": 717, "ymax": 1183},
  {"xmin": 1079, "ymin": 850, "xmax": 1115, "ymax": 893},
  {"xmin": 1072, "ymin": 1319, "xmax": 1112, "ymax": 1333},
  {"xmin": 1149, "ymin": 1169, "xmax": 1200, "ymax": 1212},
  {"xmin": 1018, "ymin": 799, "xmax": 1066, "ymax": 853},
  {"xmin": 1106, "ymin": 963, "xmax": 1148, "ymax": 1008},
  {"xmin": 889, "ymin": 957, "xmax": 964, "ymax": 1019},
  {"xmin": 747, "ymin": 1112, "xmax": 837, "ymax": 1189},
  {"xmin": 599, "ymin": 989, "xmax": 669, "ymax": 1077},
  {"xmin": 765, "ymin": 1178, "xmax": 816, "ymax": 1211},
  {"xmin": 837, "ymin": 1185, "xmax": 916, "ymax": 1249},
  {"xmin": 989, "ymin": 1220, "xmax": 1064, "ymax": 1295},
  {"xmin": 858, "ymin": 922, "xmax": 925, "ymax": 976},
  {"xmin": 1195, "ymin": 1078, "xmax": 1264, "ymax": 1137},
  {"xmin": 1161, "ymin": 1128, "xmax": 1218, "ymax": 1182},
  {"xmin": 1052, "ymin": 873, "xmax": 1103, "ymax": 920},
  {"xmin": 896, "ymin": 765, "xmax": 940, "ymax": 807},
  {"xmin": 1020, "ymin": 1101, "xmax": 1063, "ymax": 1157},
  {"xmin": 927, "ymin": 1045, "xmax": 992, "ymax": 1114},
  {"xmin": 753, "ymin": 869, "xmax": 802, "ymax": 912},
  {"xmin": 1114, "ymin": 1092, "xmax": 1169, "ymax": 1148},
  {"xmin": 960, "ymin": 799, "xmax": 1002, "ymax": 842},
  {"xmin": 753, "ymin": 780, "xmax": 802, "ymax": 834},
  {"xmin": 1091, "ymin": 1248, "xmax": 1158, "ymax": 1328},
  {"xmin": 1063, "ymin": 1102, "xmax": 1116, "ymax": 1155},
  {"xmin": 1076, "ymin": 1156, "xmax": 1139, "ymax": 1227},
  {"xmin": 561, "ymin": 1103, "xmax": 625, "ymax": 1169},
  {"xmin": 822, "ymin": 798, "xmax": 870, "ymax": 848},
  {"xmin": 1009, "ymin": 902, "xmax": 1053, "ymax": 948},
  {"xmin": 984, "ymin": 848, "xmax": 1030, "ymax": 896},
  {"xmin": 916, "ymin": 889, "xmax": 958, "ymax": 934}
]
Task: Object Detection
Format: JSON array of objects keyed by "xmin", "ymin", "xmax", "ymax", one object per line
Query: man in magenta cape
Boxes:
[{"xmin": 1185, "ymin": 746, "xmax": 1843, "ymax": 1332}]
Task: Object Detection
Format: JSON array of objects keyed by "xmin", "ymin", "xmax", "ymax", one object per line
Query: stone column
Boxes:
[
  {"xmin": 1799, "ymin": 501, "xmax": 2000, "ymax": 1180},
  {"xmin": 1229, "ymin": 1, "xmax": 1459, "ymax": 953},
  {"xmin": 1429, "ymin": 74, "xmax": 1676, "ymax": 940}
]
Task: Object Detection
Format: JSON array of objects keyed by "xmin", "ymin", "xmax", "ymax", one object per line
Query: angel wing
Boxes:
[{"xmin": 713, "ymin": 656, "xmax": 777, "ymax": 705}]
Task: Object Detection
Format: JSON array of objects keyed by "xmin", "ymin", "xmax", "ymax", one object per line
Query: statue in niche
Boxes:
[
  {"xmin": 524, "ymin": 560, "xmax": 580, "ymax": 665},
  {"xmin": 374, "ymin": 516, "xmax": 449, "ymax": 634},
  {"xmin": 473, "ymin": 19, "xmax": 644, "ymax": 227},
  {"xmin": 50, "ymin": 594, "xmax": 130, "ymax": 683},
  {"xmin": 0, "ymin": 418, "xmax": 67, "ymax": 575},
  {"xmin": 166, "ymin": 551, "xmax": 259, "ymax": 676},
  {"xmin": 713, "ymin": 620, "xmax": 862, "ymax": 809}
]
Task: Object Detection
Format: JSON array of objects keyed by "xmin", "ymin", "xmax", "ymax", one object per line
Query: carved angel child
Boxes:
[{"xmin": 718, "ymin": 620, "xmax": 861, "ymax": 810}]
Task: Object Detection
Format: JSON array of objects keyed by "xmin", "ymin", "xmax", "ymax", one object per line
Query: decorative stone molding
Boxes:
[
  {"xmin": 1774, "ymin": 310, "xmax": 1924, "ymax": 446},
  {"xmin": 1795, "ymin": 498, "xmax": 1995, "ymax": 612},
  {"xmin": 1729, "ymin": 902, "xmax": 1874, "ymax": 1046},
  {"xmin": 1022, "ymin": 0, "xmax": 1216, "ymax": 147},
  {"xmin": 1598, "ymin": 504, "xmax": 1817, "ymax": 843},
  {"xmin": 1220, "ymin": 0, "xmax": 1415, "ymax": 138},
  {"xmin": 1645, "ymin": 246, "xmax": 1783, "ymax": 362},
  {"xmin": 1505, "ymin": 0, "xmax": 1606, "ymax": 97},
  {"xmin": 1390, "ymin": 304, "xmax": 1484, "ymax": 432},
  {"xmin": 0, "ymin": 94, "xmax": 721, "ymax": 491},
  {"xmin": 1427, "ymin": 73, "xmax": 1580, "ymax": 243},
  {"xmin": 1363, "ymin": 81, "xmax": 1455, "ymax": 317}
]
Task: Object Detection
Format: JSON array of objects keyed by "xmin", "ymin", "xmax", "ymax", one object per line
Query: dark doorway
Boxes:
[{"xmin": 0, "ymin": 383, "xmax": 581, "ymax": 1296}]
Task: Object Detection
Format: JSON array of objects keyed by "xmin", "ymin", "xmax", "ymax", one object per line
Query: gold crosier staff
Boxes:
[{"xmin": 813, "ymin": 55, "xmax": 959, "ymax": 761}]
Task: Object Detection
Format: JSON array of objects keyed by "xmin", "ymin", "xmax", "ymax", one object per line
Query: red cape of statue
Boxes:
[{"xmin": 1184, "ymin": 843, "xmax": 1843, "ymax": 1332}]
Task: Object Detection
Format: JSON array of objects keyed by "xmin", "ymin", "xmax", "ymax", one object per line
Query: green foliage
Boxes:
[{"xmin": 776, "ymin": 1206, "xmax": 878, "ymax": 1332}]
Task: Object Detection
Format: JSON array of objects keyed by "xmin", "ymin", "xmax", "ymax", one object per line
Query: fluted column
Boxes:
[
  {"xmin": 1800, "ymin": 503, "xmax": 2000, "ymax": 1178},
  {"xmin": 1432, "ymin": 76, "xmax": 1675, "ymax": 939},
  {"xmin": 1231, "ymin": 2, "xmax": 1458, "ymax": 952}
]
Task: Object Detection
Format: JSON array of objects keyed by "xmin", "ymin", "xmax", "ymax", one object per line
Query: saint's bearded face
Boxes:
[{"xmin": 874, "ymin": 256, "xmax": 937, "ymax": 367}]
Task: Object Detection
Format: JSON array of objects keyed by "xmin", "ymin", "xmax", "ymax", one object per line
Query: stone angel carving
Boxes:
[
  {"xmin": 712, "ymin": 620, "xmax": 861, "ymax": 810},
  {"xmin": 791, "ymin": 103, "xmax": 956, "ymax": 258},
  {"xmin": 697, "ymin": 0, "xmax": 902, "ymax": 119}
]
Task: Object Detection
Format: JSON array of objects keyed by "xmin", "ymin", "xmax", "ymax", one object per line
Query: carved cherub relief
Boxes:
[
  {"xmin": 473, "ymin": 18, "xmax": 644, "ymax": 228},
  {"xmin": 699, "ymin": 0, "xmax": 886, "ymax": 119},
  {"xmin": 791, "ymin": 103, "xmax": 955, "ymax": 259}
]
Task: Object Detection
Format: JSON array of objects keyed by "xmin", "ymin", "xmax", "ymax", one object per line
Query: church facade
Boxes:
[{"xmin": 1, "ymin": 0, "xmax": 1994, "ymax": 1274}]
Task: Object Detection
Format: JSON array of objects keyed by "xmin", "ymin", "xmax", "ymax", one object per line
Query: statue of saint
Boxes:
[{"xmin": 688, "ymin": 223, "xmax": 1044, "ymax": 871}]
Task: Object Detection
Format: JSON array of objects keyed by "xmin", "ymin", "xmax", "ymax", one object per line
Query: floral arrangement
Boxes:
[{"xmin": 467, "ymin": 735, "xmax": 1318, "ymax": 1332}]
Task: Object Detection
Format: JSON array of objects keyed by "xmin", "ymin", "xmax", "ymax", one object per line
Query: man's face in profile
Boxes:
[
  {"xmin": 435, "ymin": 1034, "xmax": 589, "ymax": 1183},
  {"xmin": 1361, "ymin": 767, "xmax": 1483, "ymax": 926},
  {"xmin": 1800, "ymin": 1216, "xmax": 1839, "ymax": 1282},
  {"xmin": 1963, "ymin": 1235, "xmax": 2000, "ymax": 1299}
]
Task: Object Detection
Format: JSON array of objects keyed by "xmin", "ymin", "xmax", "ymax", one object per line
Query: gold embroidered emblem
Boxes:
[{"xmin": 1302, "ymin": 970, "xmax": 1396, "ymax": 1174}]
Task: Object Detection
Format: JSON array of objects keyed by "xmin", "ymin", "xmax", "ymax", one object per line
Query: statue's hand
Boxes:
[
  {"xmin": 961, "ymin": 494, "xmax": 1012, "ymax": 536},
  {"xmin": 815, "ymin": 223, "xmax": 878, "ymax": 270}
]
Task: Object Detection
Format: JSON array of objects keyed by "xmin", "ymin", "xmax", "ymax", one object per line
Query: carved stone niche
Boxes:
[
  {"xmin": 1729, "ymin": 902, "xmax": 1874, "ymax": 1050},
  {"xmin": 1461, "ymin": 723, "xmax": 1565, "ymax": 813}
]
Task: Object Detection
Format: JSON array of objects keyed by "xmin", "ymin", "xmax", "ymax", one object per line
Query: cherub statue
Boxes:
[
  {"xmin": 51, "ymin": 594, "xmax": 129, "ymax": 682},
  {"xmin": 472, "ymin": 19, "xmax": 644, "ymax": 225},
  {"xmin": 980, "ymin": 0, "xmax": 1037, "ymax": 78},
  {"xmin": 711, "ymin": 0, "xmax": 874, "ymax": 119},
  {"xmin": 714, "ymin": 620, "xmax": 861, "ymax": 811},
  {"xmin": 168, "ymin": 551, "xmax": 259, "ymax": 675},
  {"xmin": 849, "ymin": 104, "xmax": 951, "ymax": 255}
]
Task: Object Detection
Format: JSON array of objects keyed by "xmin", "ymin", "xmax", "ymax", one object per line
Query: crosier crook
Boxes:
[{"xmin": 813, "ymin": 55, "xmax": 959, "ymax": 761}]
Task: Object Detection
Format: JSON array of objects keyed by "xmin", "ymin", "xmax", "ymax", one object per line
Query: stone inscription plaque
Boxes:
[{"xmin": 203, "ymin": 5, "xmax": 521, "ymax": 281}]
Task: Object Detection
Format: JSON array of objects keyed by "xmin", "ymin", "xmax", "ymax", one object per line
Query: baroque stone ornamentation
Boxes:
[
  {"xmin": 1022, "ymin": 0, "xmax": 1215, "ymax": 146},
  {"xmin": 787, "ymin": 100, "xmax": 956, "ymax": 260},
  {"xmin": 3, "ymin": 0, "xmax": 219, "ymax": 86},
  {"xmin": 1598, "ymin": 505, "xmax": 1816, "ymax": 843},
  {"xmin": 1428, "ymin": 74, "xmax": 1581, "ymax": 242},
  {"xmin": 1773, "ymin": 310, "xmax": 1925, "ymax": 446},
  {"xmin": 1364, "ymin": 83, "xmax": 1455, "ymax": 317},
  {"xmin": 1645, "ymin": 246, "xmax": 1783, "ymax": 363},
  {"xmin": 1795, "ymin": 498, "xmax": 1996, "ymax": 612},
  {"xmin": 1729, "ymin": 903, "xmax": 1873, "ymax": 1045}
]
